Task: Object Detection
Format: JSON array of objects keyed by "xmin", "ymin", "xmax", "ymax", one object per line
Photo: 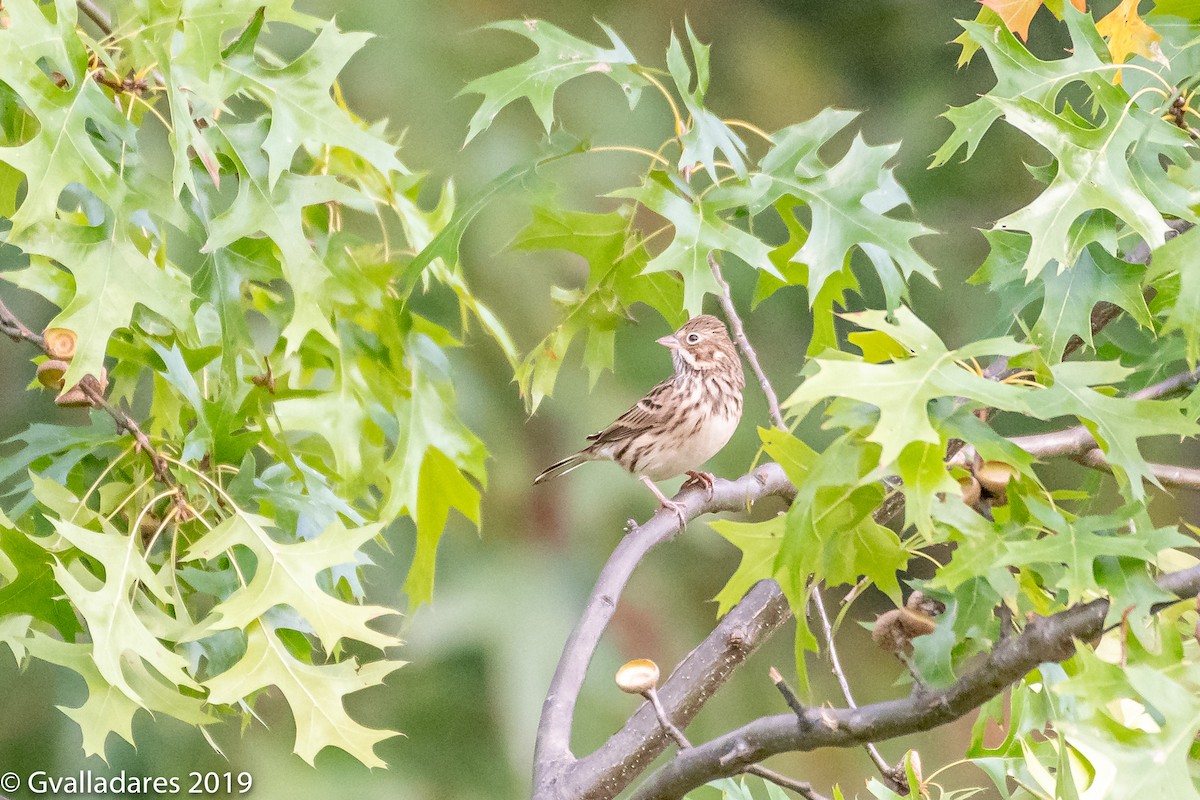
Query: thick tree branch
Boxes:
[
  {"xmin": 630, "ymin": 563, "xmax": 1200, "ymax": 800},
  {"xmin": 708, "ymin": 253, "xmax": 785, "ymax": 430},
  {"xmin": 565, "ymin": 579, "xmax": 792, "ymax": 800},
  {"xmin": 533, "ymin": 464, "xmax": 797, "ymax": 797}
]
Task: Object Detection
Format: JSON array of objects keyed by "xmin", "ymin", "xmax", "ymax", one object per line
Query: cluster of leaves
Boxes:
[
  {"xmin": 460, "ymin": 4, "xmax": 1200, "ymax": 798},
  {"xmin": 0, "ymin": 0, "xmax": 506, "ymax": 766}
]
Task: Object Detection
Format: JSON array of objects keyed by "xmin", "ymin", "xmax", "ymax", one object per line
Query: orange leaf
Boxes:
[
  {"xmin": 1096, "ymin": 0, "xmax": 1164, "ymax": 83},
  {"xmin": 981, "ymin": 0, "xmax": 1086, "ymax": 41}
]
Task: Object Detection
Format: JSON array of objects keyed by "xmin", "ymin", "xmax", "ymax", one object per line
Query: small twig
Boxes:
[
  {"xmin": 811, "ymin": 588, "xmax": 907, "ymax": 794},
  {"xmin": 0, "ymin": 297, "xmax": 46, "ymax": 348},
  {"xmin": 769, "ymin": 666, "xmax": 806, "ymax": 718},
  {"xmin": 708, "ymin": 252, "xmax": 785, "ymax": 430},
  {"xmin": 75, "ymin": 0, "xmax": 113, "ymax": 34},
  {"xmin": 643, "ymin": 687, "xmax": 691, "ymax": 749},
  {"xmin": 707, "ymin": 251, "xmax": 902, "ymax": 791},
  {"xmin": 643, "ymin": 685, "xmax": 830, "ymax": 800},
  {"xmin": 0, "ymin": 292, "xmax": 173, "ymax": 485}
]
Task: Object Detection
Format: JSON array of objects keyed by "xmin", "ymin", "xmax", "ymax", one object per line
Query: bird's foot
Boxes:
[
  {"xmin": 683, "ymin": 470, "xmax": 716, "ymax": 500},
  {"xmin": 640, "ymin": 475, "xmax": 688, "ymax": 532},
  {"xmin": 661, "ymin": 499, "xmax": 688, "ymax": 532}
]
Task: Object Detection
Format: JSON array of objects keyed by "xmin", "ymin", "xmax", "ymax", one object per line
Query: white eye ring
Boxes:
[{"xmin": 685, "ymin": 333, "xmax": 701, "ymax": 344}]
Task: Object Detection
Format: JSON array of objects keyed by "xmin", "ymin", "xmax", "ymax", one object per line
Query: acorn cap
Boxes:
[
  {"xmin": 43, "ymin": 327, "xmax": 77, "ymax": 361},
  {"xmin": 615, "ymin": 659, "xmax": 660, "ymax": 694},
  {"xmin": 975, "ymin": 460, "xmax": 1015, "ymax": 494},
  {"xmin": 36, "ymin": 359, "xmax": 70, "ymax": 390},
  {"xmin": 958, "ymin": 475, "xmax": 981, "ymax": 507}
]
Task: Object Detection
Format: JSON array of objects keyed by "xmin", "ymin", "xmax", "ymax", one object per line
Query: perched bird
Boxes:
[{"xmin": 534, "ymin": 314, "xmax": 744, "ymax": 527}]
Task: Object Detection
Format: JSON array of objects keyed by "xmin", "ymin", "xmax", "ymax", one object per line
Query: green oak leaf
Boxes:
[
  {"xmin": 756, "ymin": 196, "xmax": 859, "ymax": 356},
  {"xmin": 933, "ymin": 5, "xmax": 1112, "ymax": 167},
  {"xmin": 774, "ymin": 135, "xmax": 936, "ymax": 308},
  {"xmin": 203, "ymin": 122, "xmax": 362, "ymax": 352},
  {"xmin": 510, "ymin": 205, "xmax": 683, "ymax": 411},
  {"xmin": 708, "ymin": 516, "xmax": 786, "ymax": 617},
  {"xmin": 14, "ymin": 219, "xmax": 192, "ymax": 388},
  {"xmin": 1030, "ymin": 244, "xmax": 1153, "ymax": 360},
  {"xmin": 47, "ymin": 516, "xmax": 200, "ymax": 704},
  {"xmin": 379, "ymin": 333, "xmax": 487, "ymax": 523},
  {"xmin": 1060, "ymin": 663, "xmax": 1200, "ymax": 799},
  {"xmin": 611, "ymin": 171, "xmax": 779, "ymax": 315},
  {"xmin": 5, "ymin": 632, "xmax": 210, "ymax": 761},
  {"xmin": 182, "ymin": 513, "xmax": 398, "ymax": 650},
  {"xmin": 0, "ymin": 0, "xmax": 134, "ymax": 235},
  {"xmin": 460, "ymin": 20, "xmax": 646, "ymax": 144},
  {"xmin": 1037, "ymin": 361, "xmax": 1198, "ymax": 499},
  {"xmin": 204, "ymin": 621, "xmax": 403, "ymax": 767},
  {"xmin": 666, "ymin": 22, "xmax": 748, "ymax": 179},
  {"xmin": 989, "ymin": 90, "xmax": 1190, "ymax": 278},
  {"xmin": 217, "ymin": 23, "xmax": 404, "ymax": 187},
  {"xmin": 0, "ymin": 526, "xmax": 82, "ymax": 638},
  {"xmin": 1146, "ymin": 226, "xmax": 1200, "ymax": 365},
  {"xmin": 785, "ymin": 307, "xmax": 1035, "ymax": 468},
  {"xmin": 403, "ymin": 449, "xmax": 481, "ymax": 608}
]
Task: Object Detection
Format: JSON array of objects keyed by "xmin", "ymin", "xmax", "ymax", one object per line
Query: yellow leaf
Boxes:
[
  {"xmin": 981, "ymin": 0, "xmax": 1086, "ymax": 42},
  {"xmin": 1096, "ymin": 0, "xmax": 1164, "ymax": 84}
]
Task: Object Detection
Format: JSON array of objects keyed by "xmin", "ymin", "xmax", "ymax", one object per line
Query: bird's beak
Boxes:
[{"xmin": 656, "ymin": 335, "xmax": 678, "ymax": 349}]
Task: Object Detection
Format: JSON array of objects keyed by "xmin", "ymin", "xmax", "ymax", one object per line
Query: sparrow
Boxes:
[{"xmin": 534, "ymin": 314, "xmax": 744, "ymax": 527}]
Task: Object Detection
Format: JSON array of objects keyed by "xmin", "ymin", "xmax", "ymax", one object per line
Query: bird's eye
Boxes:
[{"xmin": 685, "ymin": 333, "xmax": 701, "ymax": 344}]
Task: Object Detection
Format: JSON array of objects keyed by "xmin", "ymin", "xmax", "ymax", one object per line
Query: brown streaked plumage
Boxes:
[{"xmin": 533, "ymin": 314, "xmax": 744, "ymax": 527}]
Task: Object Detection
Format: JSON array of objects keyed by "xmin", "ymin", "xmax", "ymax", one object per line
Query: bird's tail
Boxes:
[{"xmin": 533, "ymin": 452, "xmax": 592, "ymax": 485}]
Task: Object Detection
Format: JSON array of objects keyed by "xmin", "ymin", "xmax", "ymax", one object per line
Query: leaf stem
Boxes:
[
  {"xmin": 634, "ymin": 67, "xmax": 685, "ymax": 140},
  {"xmin": 589, "ymin": 145, "xmax": 672, "ymax": 167}
]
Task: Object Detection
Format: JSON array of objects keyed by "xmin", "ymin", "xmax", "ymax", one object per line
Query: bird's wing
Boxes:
[{"xmin": 585, "ymin": 378, "xmax": 675, "ymax": 446}]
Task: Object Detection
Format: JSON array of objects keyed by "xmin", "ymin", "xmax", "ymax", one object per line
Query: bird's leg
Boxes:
[
  {"xmin": 639, "ymin": 475, "xmax": 687, "ymax": 531},
  {"xmin": 682, "ymin": 470, "xmax": 715, "ymax": 499}
]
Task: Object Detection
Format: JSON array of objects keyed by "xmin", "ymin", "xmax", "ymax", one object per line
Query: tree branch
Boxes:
[
  {"xmin": 630, "ymin": 563, "xmax": 1200, "ymax": 800},
  {"xmin": 1073, "ymin": 448, "xmax": 1200, "ymax": 491},
  {"xmin": 75, "ymin": 0, "xmax": 113, "ymax": 34},
  {"xmin": 979, "ymin": 366, "xmax": 1199, "ymax": 465},
  {"xmin": 562, "ymin": 579, "xmax": 792, "ymax": 799},
  {"xmin": 533, "ymin": 464, "xmax": 798, "ymax": 797},
  {"xmin": 639, "ymin": 680, "xmax": 830, "ymax": 800},
  {"xmin": 0, "ymin": 293, "xmax": 172, "ymax": 484},
  {"xmin": 708, "ymin": 253, "xmax": 785, "ymax": 430}
]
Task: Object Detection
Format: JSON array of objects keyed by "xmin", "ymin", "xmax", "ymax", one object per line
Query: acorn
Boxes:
[
  {"xmin": 43, "ymin": 327, "xmax": 77, "ymax": 360},
  {"xmin": 958, "ymin": 475, "xmax": 981, "ymax": 507},
  {"xmin": 615, "ymin": 659, "xmax": 660, "ymax": 695},
  {"xmin": 872, "ymin": 607, "xmax": 938, "ymax": 657},
  {"xmin": 36, "ymin": 359, "xmax": 69, "ymax": 390},
  {"xmin": 55, "ymin": 369, "xmax": 108, "ymax": 408},
  {"xmin": 975, "ymin": 460, "xmax": 1015, "ymax": 494}
]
